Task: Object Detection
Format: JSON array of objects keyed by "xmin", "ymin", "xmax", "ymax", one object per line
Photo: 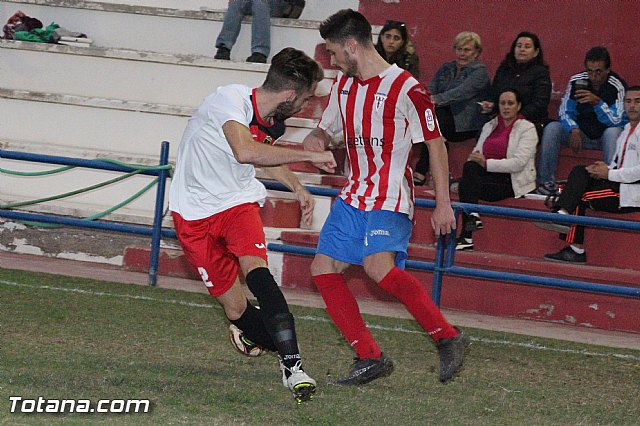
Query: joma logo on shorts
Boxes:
[{"xmin": 369, "ymin": 230, "xmax": 390, "ymax": 236}]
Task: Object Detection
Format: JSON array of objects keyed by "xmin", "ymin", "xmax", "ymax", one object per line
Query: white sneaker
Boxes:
[{"xmin": 279, "ymin": 359, "xmax": 317, "ymax": 403}]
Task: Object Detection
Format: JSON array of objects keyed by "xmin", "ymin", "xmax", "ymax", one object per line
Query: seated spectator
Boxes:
[
  {"xmin": 480, "ymin": 31, "xmax": 551, "ymax": 133},
  {"xmin": 535, "ymin": 86, "xmax": 640, "ymax": 263},
  {"xmin": 413, "ymin": 31, "xmax": 489, "ymax": 185},
  {"xmin": 214, "ymin": 0, "xmax": 305, "ymax": 63},
  {"xmin": 536, "ymin": 46, "xmax": 628, "ymax": 196},
  {"xmin": 456, "ymin": 88, "xmax": 538, "ymax": 251},
  {"xmin": 374, "ymin": 20, "xmax": 420, "ymax": 78}
]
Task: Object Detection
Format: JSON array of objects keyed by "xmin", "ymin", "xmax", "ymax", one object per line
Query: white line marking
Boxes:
[{"xmin": 2, "ymin": 280, "xmax": 639, "ymax": 361}]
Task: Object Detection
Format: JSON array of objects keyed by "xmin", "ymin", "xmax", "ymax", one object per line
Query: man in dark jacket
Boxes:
[{"xmin": 536, "ymin": 47, "xmax": 627, "ymax": 196}]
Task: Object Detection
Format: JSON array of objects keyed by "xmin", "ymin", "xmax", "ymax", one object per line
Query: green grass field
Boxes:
[{"xmin": 1, "ymin": 267, "xmax": 639, "ymax": 425}]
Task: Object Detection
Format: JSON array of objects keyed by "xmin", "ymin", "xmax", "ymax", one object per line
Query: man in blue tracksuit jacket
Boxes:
[{"xmin": 536, "ymin": 46, "xmax": 627, "ymax": 196}]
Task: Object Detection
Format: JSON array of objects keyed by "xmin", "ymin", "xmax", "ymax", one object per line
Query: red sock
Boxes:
[
  {"xmin": 378, "ymin": 267, "xmax": 457, "ymax": 341},
  {"xmin": 313, "ymin": 273, "xmax": 382, "ymax": 359}
]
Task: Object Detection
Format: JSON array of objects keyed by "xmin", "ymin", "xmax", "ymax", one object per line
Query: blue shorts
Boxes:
[{"xmin": 316, "ymin": 198, "xmax": 412, "ymax": 268}]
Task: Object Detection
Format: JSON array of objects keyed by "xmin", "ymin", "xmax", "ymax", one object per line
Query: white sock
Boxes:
[{"xmin": 570, "ymin": 245, "xmax": 584, "ymax": 254}]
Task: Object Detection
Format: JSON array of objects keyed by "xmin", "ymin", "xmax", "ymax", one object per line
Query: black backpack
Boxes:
[{"xmin": 282, "ymin": 0, "xmax": 305, "ymax": 19}]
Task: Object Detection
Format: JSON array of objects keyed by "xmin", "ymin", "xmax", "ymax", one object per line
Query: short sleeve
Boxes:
[
  {"xmin": 318, "ymin": 76, "xmax": 343, "ymax": 137},
  {"xmin": 404, "ymin": 83, "xmax": 442, "ymax": 143},
  {"xmin": 208, "ymin": 85, "xmax": 252, "ymax": 128}
]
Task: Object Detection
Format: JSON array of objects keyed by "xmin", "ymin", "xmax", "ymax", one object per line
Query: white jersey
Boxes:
[
  {"xmin": 609, "ymin": 122, "xmax": 640, "ymax": 207},
  {"xmin": 319, "ymin": 64, "xmax": 441, "ymax": 219},
  {"xmin": 169, "ymin": 84, "xmax": 282, "ymax": 220}
]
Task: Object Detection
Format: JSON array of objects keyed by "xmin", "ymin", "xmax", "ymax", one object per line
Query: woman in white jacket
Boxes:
[{"xmin": 456, "ymin": 88, "xmax": 538, "ymax": 250}]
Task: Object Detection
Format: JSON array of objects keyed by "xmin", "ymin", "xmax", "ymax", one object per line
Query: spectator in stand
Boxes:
[
  {"xmin": 456, "ymin": 88, "xmax": 538, "ymax": 251},
  {"xmin": 480, "ymin": 31, "xmax": 551, "ymax": 134},
  {"xmin": 413, "ymin": 31, "xmax": 490, "ymax": 186},
  {"xmin": 374, "ymin": 20, "xmax": 420, "ymax": 78},
  {"xmin": 535, "ymin": 86, "xmax": 640, "ymax": 263},
  {"xmin": 536, "ymin": 47, "xmax": 628, "ymax": 196},
  {"xmin": 214, "ymin": 0, "xmax": 305, "ymax": 63}
]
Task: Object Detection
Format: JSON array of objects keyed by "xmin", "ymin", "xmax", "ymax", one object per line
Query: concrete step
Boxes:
[
  {"xmin": 90, "ymin": 0, "xmax": 228, "ymax": 11},
  {"xmin": 0, "ymin": 40, "xmax": 336, "ymax": 111},
  {"xmin": 0, "ymin": 89, "xmax": 189, "ymax": 158},
  {"xmin": 0, "ymin": 88, "xmax": 332, "ymax": 225},
  {"xmin": 0, "ymin": 0, "xmax": 345, "ymax": 60},
  {"xmin": 15, "ymin": 0, "xmax": 358, "ymax": 22},
  {"xmin": 0, "ymin": 89, "xmax": 319, "ymax": 157}
]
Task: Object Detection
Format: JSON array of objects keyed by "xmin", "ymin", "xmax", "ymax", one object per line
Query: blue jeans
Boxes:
[
  {"xmin": 215, "ymin": 0, "xmax": 285, "ymax": 57},
  {"xmin": 536, "ymin": 121, "xmax": 622, "ymax": 184}
]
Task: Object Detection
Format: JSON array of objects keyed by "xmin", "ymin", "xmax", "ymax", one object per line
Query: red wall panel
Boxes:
[{"xmin": 359, "ymin": 0, "xmax": 639, "ymax": 104}]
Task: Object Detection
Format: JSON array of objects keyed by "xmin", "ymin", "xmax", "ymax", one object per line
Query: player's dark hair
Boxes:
[
  {"xmin": 584, "ymin": 46, "xmax": 611, "ymax": 69},
  {"xmin": 626, "ymin": 85, "xmax": 640, "ymax": 92},
  {"xmin": 319, "ymin": 9, "xmax": 373, "ymax": 46},
  {"xmin": 263, "ymin": 47, "xmax": 324, "ymax": 94}
]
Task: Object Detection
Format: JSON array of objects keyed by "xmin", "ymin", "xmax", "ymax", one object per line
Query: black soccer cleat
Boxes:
[
  {"xmin": 437, "ymin": 327, "xmax": 470, "ymax": 383},
  {"xmin": 335, "ymin": 354, "xmax": 394, "ymax": 386}
]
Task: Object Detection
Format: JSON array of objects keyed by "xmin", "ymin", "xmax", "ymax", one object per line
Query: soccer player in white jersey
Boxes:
[
  {"xmin": 303, "ymin": 10, "xmax": 470, "ymax": 385},
  {"xmin": 169, "ymin": 48, "xmax": 336, "ymax": 403}
]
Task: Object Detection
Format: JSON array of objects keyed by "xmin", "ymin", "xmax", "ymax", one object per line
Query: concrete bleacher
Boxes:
[{"xmin": 1, "ymin": 0, "xmax": 638, "ymax": 337}]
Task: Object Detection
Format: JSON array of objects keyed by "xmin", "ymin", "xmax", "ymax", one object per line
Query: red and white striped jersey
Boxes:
[{"xmin": 319, "ymin": 64, "xmax": 441, "ymax": 218}]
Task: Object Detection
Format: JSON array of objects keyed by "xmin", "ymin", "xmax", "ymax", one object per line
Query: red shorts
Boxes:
[{"xmin": 172, "ymin": 203, "xmax": 268, "ymax": 297}]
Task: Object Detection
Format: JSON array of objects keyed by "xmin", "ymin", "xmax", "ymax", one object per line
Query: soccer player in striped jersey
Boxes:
[{"xmin": 303, "ymin": 9, "xmax": 470, "ymax": 385}]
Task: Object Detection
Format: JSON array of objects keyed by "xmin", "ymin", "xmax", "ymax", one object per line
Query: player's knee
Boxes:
[
  {"xmin": 245, "ymin": 267, "xmax": 277, "ymax": 294},
  {"xmin": 220, "ymin": 297, "xmax": 249, "ymax": 321},
  {"xmin": 239, "ymin": 256, "xmax": 267, "ymax": 278},
  {"xmin": 310, "ymin": 257, "xmax": 325, "ymax": 277},
  {"xmin": 363, "ymin": 261, "xmax": 393, "ymax": 284},
  {"xmin": 310, "ymin": 254, "xmax": 344, "ymax": 277}
]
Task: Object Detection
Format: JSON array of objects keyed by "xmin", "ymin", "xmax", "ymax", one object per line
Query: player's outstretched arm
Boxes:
[
  {"xmin": 263, "ymin": 166, "xmax": 315, "ymax": 226},
  {"xmin": 425, "ymin": 136, "xmax": 456, "ymax": 235},
  {"xmin": 302, "ymin": 127, "xmax": 336, "ymax": 173},
  {"xmin": 223, "ymin": 121, "xmax": 336, "ymax": 172},
  {"xmin": 302, "ymin": 127, "xmax": 332, "ymax": 152}
]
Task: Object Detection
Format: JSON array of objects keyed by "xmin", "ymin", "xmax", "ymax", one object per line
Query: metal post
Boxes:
[
  {"xmin": 431, "ymin": 234, "xmax": 446, "ymax": 306},
  {"xmin": 148, "ymin": 141, "xmax": 170, "ymax": 287},
  {"xmin": 431, "ymin": 206, "xmax": 463, "ymax": 306}
]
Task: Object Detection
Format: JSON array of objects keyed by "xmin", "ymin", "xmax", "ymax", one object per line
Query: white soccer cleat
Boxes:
[
  {"xmin": 279, "ymin": 359, "xmax": 317, "ymax": 404},
  {"xmin": 228, "ymin": 324, "xmax": 265, "ymax": 357}
]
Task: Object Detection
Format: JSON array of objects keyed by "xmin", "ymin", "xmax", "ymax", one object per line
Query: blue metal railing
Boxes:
[
  {"xmin": 1, "ymin": 149, "xmax": 639, "ymax": 301},
  {"xmin": 0, "ymin": 142, "xmax": 174, "ymax": 286},
  {"xmin": 261, "ymin": 180, "xmax": 640, "ymax": 302}
]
